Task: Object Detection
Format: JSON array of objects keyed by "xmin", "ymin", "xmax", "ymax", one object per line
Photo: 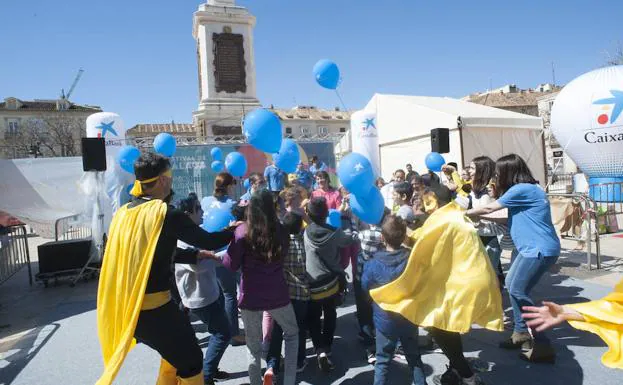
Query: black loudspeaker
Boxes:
[
  {"xmin": 431, "ymin": 128, "xmax": 450, "ymax": 153},
  {"xmin": 37, "ymin": 239, "xmax": 93, "ymax": 275},
  {"xmin": 81, "ymin": 137, "xmax": 107, "ymax": 171}
]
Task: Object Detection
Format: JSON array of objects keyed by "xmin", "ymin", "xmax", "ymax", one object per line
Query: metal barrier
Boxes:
[
  {"xmin": 589, "ymin": 182, "xmax": 623, "ymax": 232},
  {"xmin": 546, "ymin": 172, "xmax": 575, "ymax": 194},
  {"xmin": 0, "ymin": 225, "xmax": 32, "ymax": 285},
  {"xmin": 547, "ymin": 193, "xmax": 601, "ymax": 270},
  {"xmin": 55, "ymin": 214, "xmax": 92, "ymax": 242}
]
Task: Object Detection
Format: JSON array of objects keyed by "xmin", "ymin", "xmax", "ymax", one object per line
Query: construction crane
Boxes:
[{"xmin": 61, "ymin": 68, "xmax": 84, "ymax": 100}]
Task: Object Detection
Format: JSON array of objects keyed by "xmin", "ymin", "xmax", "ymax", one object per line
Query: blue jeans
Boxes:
[
  {"xmin": 190, "ymin": 296, "xmax": 231, "ymax": 380},
  {"xmin": 506, "ymin": 252, "xmax": 558, "ymax": 340},
  {"xmin": 374, "ymin": 329, "xmax": 426, "ymax": 385},
  {"xmin": 267, "ymin": 299, "xmax": 309, "ymax": 370},
  {"xmin": 216, "ymin": 266, "xmax": 240, "ymax": 337}
]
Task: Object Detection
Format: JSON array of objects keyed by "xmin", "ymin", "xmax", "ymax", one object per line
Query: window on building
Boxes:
[
  {"xmin": 7, "ymin": 120, "xmax": 19, "ymax": 136},
  {"xmin": 300, "ymin": 126, "xmax": 310, "ymax": 137},
  {"xmin": 285, "ymin": 127, "xmax": 292, "ymax": 134},
  {"xmin": 318, "ymin": 126, "xmax": 328, "ymax": 136},
  {"xmin": 339, "ymin": 127, "xmax": 346, "ymax": 133}
]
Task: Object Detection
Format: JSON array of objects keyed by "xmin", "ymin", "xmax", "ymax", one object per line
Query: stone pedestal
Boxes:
[{"xmin": 192, "ymin": 0, "xmax": 261, "ymax": 136}]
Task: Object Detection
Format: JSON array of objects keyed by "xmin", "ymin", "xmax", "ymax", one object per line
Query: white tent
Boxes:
[{"xmin": 337, "ymin": 93, "xmax": 546, "ymax": 184}]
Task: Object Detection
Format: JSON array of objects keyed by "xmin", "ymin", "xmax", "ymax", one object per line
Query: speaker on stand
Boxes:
[
  {"xmin": 71, "ymin": 138, "xmax": 108, "ymax": 286},
  {"xmin": 431, "ymin": 128, "xmax": 450, "ymax": 154}
]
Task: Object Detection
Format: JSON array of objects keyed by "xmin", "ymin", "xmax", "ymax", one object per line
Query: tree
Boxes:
[
  {"xmin": 2, "ymin": 114, "xmax": 85, "ymax": 157},
  {"xmin": 604, "ymin": 41, "xmax": 623, "ymax": 66}
]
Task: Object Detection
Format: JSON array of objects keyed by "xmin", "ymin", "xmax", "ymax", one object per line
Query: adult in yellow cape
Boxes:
[
  {"xmin": 522, "ymin": 280, "xmax": 623, "ymax": 369},
  {"xmin": 96, "ymin": 153, "xmax": 233, "ymax": 385},
  {"xmin": 369, "ymin": 196, "xmax": 503, "ymax": 385}
]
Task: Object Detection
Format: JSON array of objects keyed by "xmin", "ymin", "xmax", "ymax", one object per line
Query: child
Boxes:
[
  {"xmin": 223, "ymin": 190, "xmax": 299, "ymax": 385},
  {"xmin": 304, "ymin": 197, "xmax": 357, "ymax": 372},
  {"xmin": 266, "ymin": 212, "xmax": 310, "ymax": 377},
  {"xmin": 362, "ymin": 215, "xmax": 427, "ymax": 385},
  {"xmin": 174, "ymin": 196, "xmax": 231, "ymax": 385},
  {"xmin": 354, "ymin": 208, "xmax": 391, "ymax": 365},
  {"xmin": 392, "ymin": 182, "xmax": 416, "ymax": 228}
]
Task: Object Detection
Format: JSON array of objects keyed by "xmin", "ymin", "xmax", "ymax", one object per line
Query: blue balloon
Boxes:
[
  {"xmin": 425, "ymin": 152, "xmax": 446, "ymax": 172},
  {"xmin": 225, "ymin": 151, "xmax": 248, "ymax": 177},
  {"xmin": 350, "ymin": 187, "xmax": 384, "ymax": 225},
  {"xmin": 243, "ymin": 178, "xmax": 250, "ymax": 190},
  {"xmin": 211, "ymin": 160, "xmax": 224, "ymax": 173},
  {"xmin": 326, "ymin": 209, "xmax": 341, "ymax": 228},
  {"xmin": 117, "ymin": 145, "xmax": 141, "ymax": 173},
  {"xmin": 210, "ymin": 147, "xmax": 223, "ymax": 161},
  {"xmin": 242, "ymin": 108, "xmax": 283, "ymax": 153},
  {"xmin": 337, "ymin": 152, "xmax": 374, "ymax": 197},
  {"xmin": 153, "ymin": 133, "xmax": 176, "ymax": 157},
  {"xmin": 201, "ymin": 205, "xmax": 234, "ymax": 233},
  {"xmin": 313, "ymin": 59, "xmax": 340, "ymax": 90},
  {"xmin": 274, "ymin": 139, "xmax": 300, "ymax": 174}
]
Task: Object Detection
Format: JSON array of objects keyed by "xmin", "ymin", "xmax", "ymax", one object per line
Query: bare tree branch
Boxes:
[{"xmin": 603, "ymin": 41, "xmax": 623, "ymax": 66}]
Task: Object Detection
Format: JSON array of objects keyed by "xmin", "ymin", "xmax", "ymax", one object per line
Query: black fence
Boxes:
[{"xmin": 0, "ymin": 225, "xmax": 32, "ymax": 286}]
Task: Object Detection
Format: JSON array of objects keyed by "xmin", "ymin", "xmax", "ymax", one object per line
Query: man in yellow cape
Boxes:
[
  {"xmin": 523, "ymin": 280, "xmax": 623, "ymax": 369},
  {"xmin": 96, "ymin": 153, "xmax": 233, "ymax": 385},
  {"xmin": 370, "ymin": 198, "xmax": 503, "ymax": 385}
]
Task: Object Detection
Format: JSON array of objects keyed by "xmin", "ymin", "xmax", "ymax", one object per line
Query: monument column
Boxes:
[{"xmin": 192, "ymin": 0, "xmax": 261, "ymax": 137}]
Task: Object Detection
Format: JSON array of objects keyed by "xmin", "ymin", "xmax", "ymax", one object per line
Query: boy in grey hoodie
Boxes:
[{"xmin": 304, "ymin": 197, "xmax": 358, "ymax": 372}]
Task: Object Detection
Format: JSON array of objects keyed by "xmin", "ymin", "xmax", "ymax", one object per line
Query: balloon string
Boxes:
[{"xmin": 335, "ymin": 89, "xmax": 349, "ymax": 112}]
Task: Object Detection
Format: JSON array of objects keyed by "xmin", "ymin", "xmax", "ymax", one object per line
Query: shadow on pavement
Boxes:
[{"xmin": 0, "ymin": 323, "xmax": 60, "ymax": 384}]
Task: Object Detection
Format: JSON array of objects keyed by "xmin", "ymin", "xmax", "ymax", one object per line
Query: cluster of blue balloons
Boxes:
[
  {"xmin": 243, "ymin": 108, "xmax": 282, "ymax": 154},
  {"xmin": 117, "ymin": 145, "xmax": 141, "ymax": 174},
  {"xmin": 225, "ymin": 151, "xmax": 247, "ymax": 177},
  {"xmin": 313, "ymin": 59, "xmax": 340, "ymax": 90},
  {"xmin": 273, "ymin": 139, "xmax": 300, "ymax": 174},
  {"xmin": 326, "ymin": 209, "xmax": 341, "ymax": 228},
  {"xmin": 201, "ymin": 197, "xmax": 235, "ymax": 233},
  {"xmin": 210, "ymin": 147, "xmax": 224, "ymax": 173},
  {"xmin": 425, "ymin": 152, "xmax": 445, "ymax": 172},
  {"xmin": 154, "ymin": 133, "xmax": 176, "ymax": 157},
  {"xmin": 337, "ymin": 152, "xmax": 384, "ymax": 225}
]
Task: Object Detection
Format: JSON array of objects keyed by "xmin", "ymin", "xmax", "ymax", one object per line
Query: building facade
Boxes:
[
  {"xmin": 464, "ymin": 83, "xmax": 577, "ymax": 173},
  {"xmin": 192, "ymin": 0, "xmax": 261, "ymax": 137},
  {"xmin": 0, "ymin": 97, "xmax": 102, "ymax": 159}
]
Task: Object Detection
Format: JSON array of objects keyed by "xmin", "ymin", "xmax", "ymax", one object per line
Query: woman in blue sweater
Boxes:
[{"xmin": 467, "ymin": 154, "xmax": 559, "ymax": 364}]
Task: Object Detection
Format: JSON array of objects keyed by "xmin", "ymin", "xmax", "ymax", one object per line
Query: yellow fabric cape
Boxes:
[
  {"xmin": 96, "ymin": 199, "xmax": 168, "ymax": 385},
  {"xmin": 568, "ymin": 280, "xmax": 623, "ymax": 369},
  {"xmin": 370, "ymin": 202, "xmax": 503, "ymax": 333}
]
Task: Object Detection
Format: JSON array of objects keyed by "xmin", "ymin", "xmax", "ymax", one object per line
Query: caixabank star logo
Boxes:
[{"xmin": 586, "ymin": 90, "xmax": 623, "ymax": 143}]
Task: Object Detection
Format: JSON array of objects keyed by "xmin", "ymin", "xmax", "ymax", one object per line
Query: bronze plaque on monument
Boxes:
[{"xmin": 213, "ymin": 33, "xmax": 247, "ymax": 93}]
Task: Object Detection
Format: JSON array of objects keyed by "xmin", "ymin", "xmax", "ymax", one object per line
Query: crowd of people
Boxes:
[{"xmin": 95, "ymin": 151, "xmax": 619, "ymax": 385}]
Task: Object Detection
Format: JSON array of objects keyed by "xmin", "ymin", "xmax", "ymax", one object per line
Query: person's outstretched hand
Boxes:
[
  {"xmin": 522, "ymin": 301, "xmax": 571, "ymax": 332},
  {"xmin": 198, "ymin": 250, "xmax": 219, "ymax": 261}
]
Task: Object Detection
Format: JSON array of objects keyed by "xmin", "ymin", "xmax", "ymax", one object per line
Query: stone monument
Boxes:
[{"xmin": 192, "ymin": 0, "xmax": 261, "ymax": 136}]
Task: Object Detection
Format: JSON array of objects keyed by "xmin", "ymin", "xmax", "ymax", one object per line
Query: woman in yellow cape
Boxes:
[
  {"xmin": 522, "ymin": 280, "xmax": 623, "ymax": 369},
  {"xmin": 370, "ymin": 188, "xmax": 503, "ymax": 384}
]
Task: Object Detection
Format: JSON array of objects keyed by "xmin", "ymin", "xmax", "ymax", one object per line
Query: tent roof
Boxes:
[{"xmin": 368, "ymin": 94, "xmax": 543, "ymax": 130}]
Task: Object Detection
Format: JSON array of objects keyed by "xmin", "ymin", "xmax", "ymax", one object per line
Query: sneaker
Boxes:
[
  {"xmin": 263, "ymin": 367, "xmax": 274, "ymax": 385},
  {"xmin": 212, "ymin": 370, "xmax": 230, "ymax": 380},
  {"xmin": 499, "ymin": 331, "xmax": 532, "ymax": 350},
  {"xmin": 317, "ymin": 352, "xmax": 335, "ymax": 372},
  {"xmin": 519, "ymin": 342, "xmax": 556, "ymax": 364},
  {"xmin": 394, "ymin": 345, "xmax": 406, "ymax": 362},
  {"xmin": 296, "ymin": 359, "xmax": 308, "ymax": 373},
  {"xmin": 366, "ymin": 349, "xmax": 377, "ymax": 365},
  {"xmin": 433, "ymin": 366, "xmax": 462, "ymax": 385}
]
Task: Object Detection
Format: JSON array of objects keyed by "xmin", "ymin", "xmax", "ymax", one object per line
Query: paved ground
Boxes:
[{"xmin": 1, "ymin": 234, "xmax": 622, "ymax": 385}]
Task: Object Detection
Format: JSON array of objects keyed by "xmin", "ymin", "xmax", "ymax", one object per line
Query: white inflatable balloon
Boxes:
[
  {"xmin": 550, "ymin": 66, "xmax": 623, "ymax": 178},
  {"xmin": 350, "ymin": 110, "xmax": 380, "ymax": 178},
  {"xmin": 86, "ymin": 112, "xmax": 126, "ymax": 146}
]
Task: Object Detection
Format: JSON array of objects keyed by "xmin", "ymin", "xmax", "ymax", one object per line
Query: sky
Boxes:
[{"xmin": 2, "ymin": 0, "xmax": 622, "ymax": 128}]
